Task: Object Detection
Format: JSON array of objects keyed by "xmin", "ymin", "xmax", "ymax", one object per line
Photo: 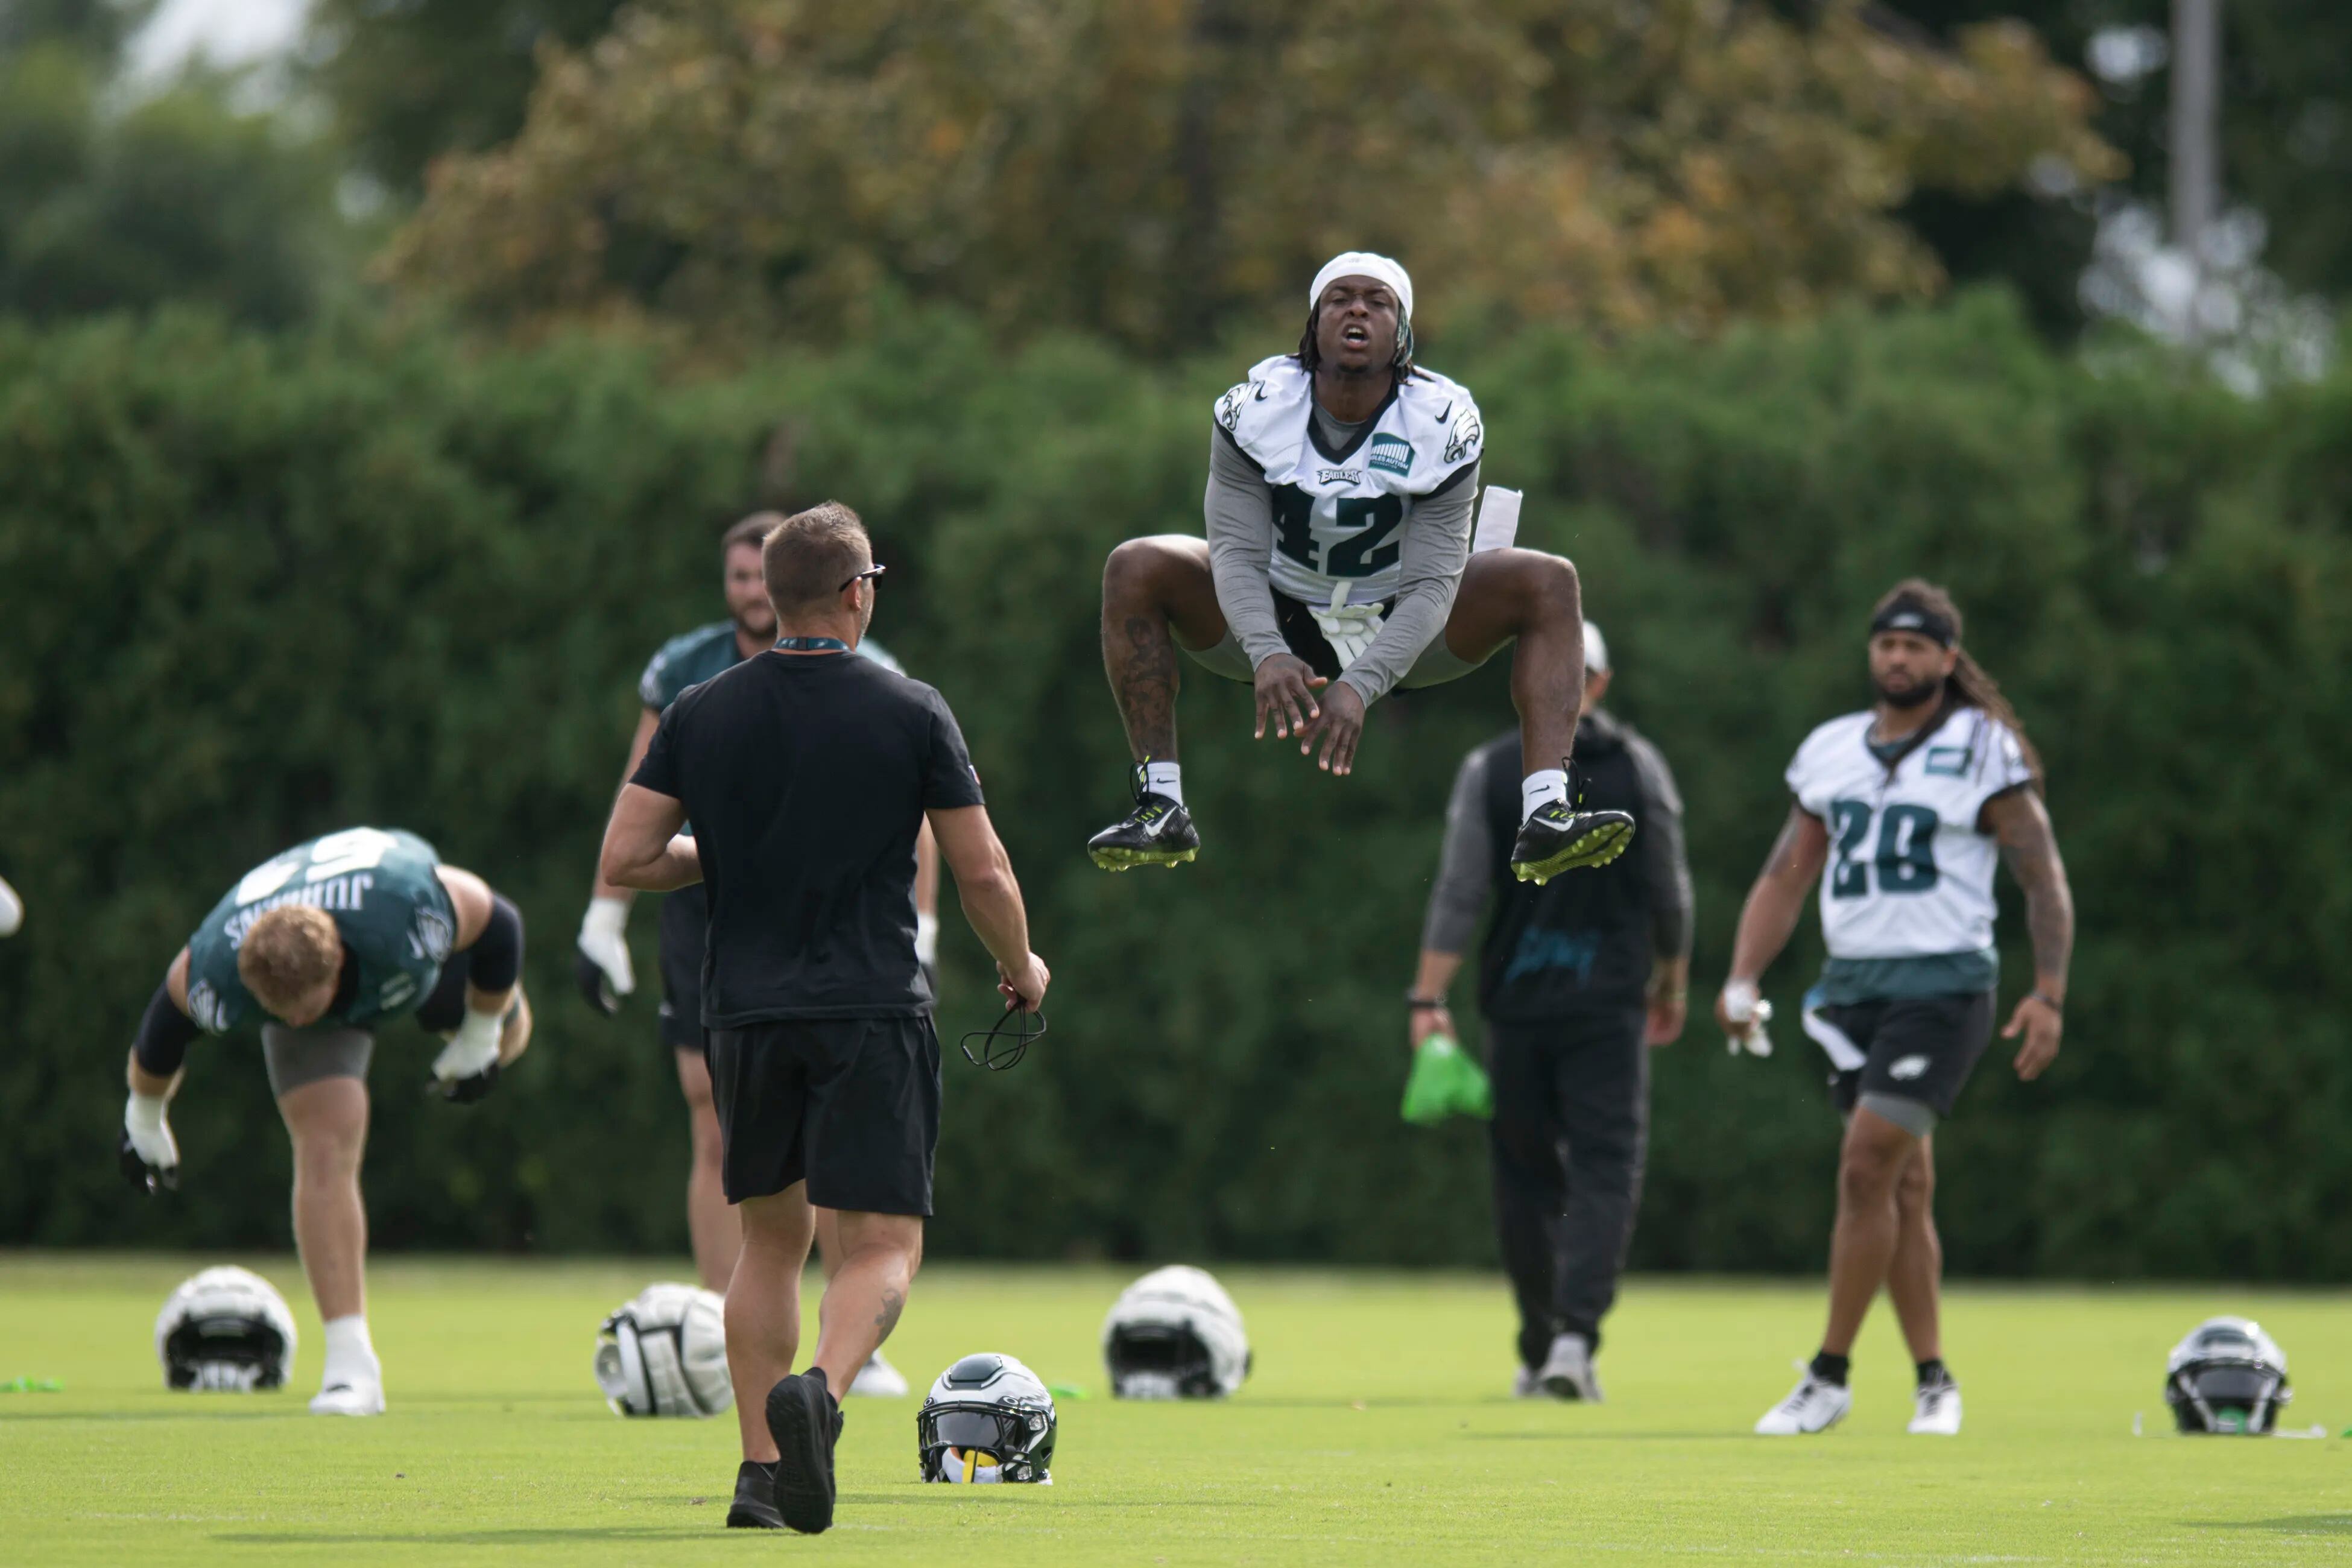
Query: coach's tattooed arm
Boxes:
[
  {"xmin": 1984, "ymin": 787, "xmax": 2072, "ymax": 1081},
  {"xmin": 1715, "ymin": 806, "xmax": 1829, "ymax": 1037}
]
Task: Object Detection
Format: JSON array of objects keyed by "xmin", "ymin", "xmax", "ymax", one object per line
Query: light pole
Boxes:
[{"xmin": 2169, "ymin": 0, "xmax": 2221, "ymax": 330}]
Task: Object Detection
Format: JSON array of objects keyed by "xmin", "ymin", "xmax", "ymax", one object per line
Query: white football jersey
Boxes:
[
  {"xmin": 1213, "ymin": 355, "xmax": 1482, "ymax": 607},
  {"xmin": 1785, "ymin": 708, "xmax": 2035, "ymax": 960}
]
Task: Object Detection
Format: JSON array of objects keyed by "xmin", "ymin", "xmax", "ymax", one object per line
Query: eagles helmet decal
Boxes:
[{"xmin": 917, "ymin": 1353, "xmax": 1057, "ymax": 1483}]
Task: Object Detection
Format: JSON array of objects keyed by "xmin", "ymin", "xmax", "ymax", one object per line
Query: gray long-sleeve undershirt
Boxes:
[
  {"xmin": 1419, "ymin": 721, "xmax": 1695, "ymax": 963},
  {"xmin": 1205, "ymin": 416, "xmax": 1479, "ymax": 707}
]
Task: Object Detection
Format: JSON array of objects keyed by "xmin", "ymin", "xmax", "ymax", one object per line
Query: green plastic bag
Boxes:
[{"xmin": 1400, "ymin": 1034, "xmax": 1493, "ymax": 1125}]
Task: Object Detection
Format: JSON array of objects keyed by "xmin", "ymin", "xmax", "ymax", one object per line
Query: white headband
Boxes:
[{"xmin": 1308, "ymin": 252, "xmax": 1413, "ymax": 323}]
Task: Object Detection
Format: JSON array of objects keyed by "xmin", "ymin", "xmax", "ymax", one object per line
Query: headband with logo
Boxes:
[{"xmin": 1869, "ymin": 596, "xmax": 1956, "ymax": 648}]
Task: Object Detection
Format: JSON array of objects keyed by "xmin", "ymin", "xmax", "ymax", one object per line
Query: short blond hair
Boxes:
[{"xmin": 237, "ymin": 906, "xmax": 342, "ymax": 1015}]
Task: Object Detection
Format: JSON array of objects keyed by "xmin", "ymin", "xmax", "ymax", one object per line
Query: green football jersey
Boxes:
[
  {"xmin": 183, "ymin": 828, "xmax": 457, "ymax": 1035},
  {"xmin": 637, "ymin": 622, "xmax": 902, "ymax": 713}
]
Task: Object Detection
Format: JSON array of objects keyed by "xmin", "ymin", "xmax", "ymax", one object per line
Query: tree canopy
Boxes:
[
  {"xmin": 382, "ymin": 0, "xmax": 2119, "ymax": 353},
  {"xmin": 0, "ymin": 42, "xmax": 344, "ymax": 329}
]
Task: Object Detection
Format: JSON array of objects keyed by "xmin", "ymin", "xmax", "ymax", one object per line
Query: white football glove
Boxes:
[
  {"xmin": 430, "ymin": 1010, "xmax": 504, "ymax": 1102},
  {"xmin": 1720, "ymin": 981, "xmax": 1774, "ymax": 1058},
  {"xmin": 0, "ymin": 872, "xmax": 21, "ymax": 937},
  {"xmin": 575, "ymin": 897, "xmax": 634, "ymax": 1015},
  {"xmin": 915, "ymin": 911, "xmax": 941, "ymax": 997},
  {"xmin": 122, "ymin": 1092, "xmax": 179, "ymax": 1193}
]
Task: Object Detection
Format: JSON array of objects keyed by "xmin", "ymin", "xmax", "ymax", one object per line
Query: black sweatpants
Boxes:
[{"xmin": 1486, "ymin": 1006, "xmax": 1649, "ymax": 1367}]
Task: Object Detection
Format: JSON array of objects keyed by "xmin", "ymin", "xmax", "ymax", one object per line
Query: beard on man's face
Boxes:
[
  {"xmin": 733, "ymin": 599, "xmax": 776, "ymax": 639},
  {"xmin": 1873, "ymin": 669, "xmax": 1944, "ymax": 711}
]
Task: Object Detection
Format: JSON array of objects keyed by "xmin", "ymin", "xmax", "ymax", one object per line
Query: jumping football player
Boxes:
[
  {"xmin": 118, "ymin": 827, "xmax": 533, "ymax": 1415},
  {"xmin": 576, "ymin": 511, "xmax": 935, "ymax": 1399},
  {"xmin": 1086, "ymin": 251, "xmax": 1632, "ymax": 881},
  {"xmin": 1719, "ymin": 581, "xmax": 2074, "ymax": 1437}
]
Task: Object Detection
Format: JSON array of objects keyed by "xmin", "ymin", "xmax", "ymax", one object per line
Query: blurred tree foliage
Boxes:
[
  {"xmin": 305, "ymin": 0, "xmax": 628, "ymax": 197},
  {"xmin": 2, "ymin": 296, "xmax": 2345, "ymax": 1277},
  {"xmin": 0, "ymin": 21, "xmax": 347, "ymax": 329},
  {"xmin": 1901, "ymin": 0, "xmax": 2352, "ymax": 309},
  {"xmin": 379, "ymin": 0, "xmax": 2118, "ymax": 353},
  {"xmin": 0, "ymin": 0, "xmax": 153, "ymax": 59}
]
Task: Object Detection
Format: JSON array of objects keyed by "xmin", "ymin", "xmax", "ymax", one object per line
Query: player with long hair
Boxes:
[{"xmin": 1719, "ymin": 580, "xmax": 2075, "ymax": 1437}]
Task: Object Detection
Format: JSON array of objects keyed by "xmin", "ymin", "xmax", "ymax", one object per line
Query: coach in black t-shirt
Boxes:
[{"xmin": 599, "ymin": 502, "xmax": 1048, "ymax": 1536}]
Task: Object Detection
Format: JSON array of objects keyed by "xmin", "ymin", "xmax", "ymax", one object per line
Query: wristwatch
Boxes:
[{"xmin": 1405, "ymin": 992, "xmax": 1447, "ymax": 1012}]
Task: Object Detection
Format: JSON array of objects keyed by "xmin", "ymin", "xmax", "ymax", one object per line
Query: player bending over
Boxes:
[
  {"xmin": 1086, "ymin": 251, "xmax": 1631, "ymax": 882},
  {"xmin": 119, "ymin": 827, "xmax": 533, "ymax": 1415},
  {"xmin": 1718, "ymin": 582, "xmax": 2073, "ymax": 1437},
  {"xmin": 575, "ymin": 511, "xmax": 933, "ymax": 1398}
]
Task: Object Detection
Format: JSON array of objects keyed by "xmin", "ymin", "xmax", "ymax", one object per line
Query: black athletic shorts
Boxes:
[
  {"xmin": 656, "ymin": 882, "xmax": 708, "ymax": 1051},
  {"xmin": 703, "ymin": 1015, "xmax": 942, "ymax": 1213},
  {"xmin": 1817, "ymin": 990, "xmax": 1996, "ymax": 1124}
]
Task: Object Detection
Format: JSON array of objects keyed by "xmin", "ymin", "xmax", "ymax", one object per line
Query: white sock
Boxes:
[
  {"xmin": 1143, "ymin": 760, "xmax": 1184, "ymax": 806},
  {"xmin": 322, "ymin": 1314, "xmax": 380, "ymax": 1388},
  {"xmin": 1520, "ymin": 768, "xmax": 1569, "ymax": 824}
]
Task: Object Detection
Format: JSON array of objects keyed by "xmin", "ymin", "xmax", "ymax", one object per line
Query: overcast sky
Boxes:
[{"xmin": 125, "ymin": 0, "xmax": 313, "ymax": 84}]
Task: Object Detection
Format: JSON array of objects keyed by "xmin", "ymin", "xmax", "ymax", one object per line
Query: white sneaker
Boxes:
[
  {"xmin": 1535, "ymin": 1332, "xmax": 1603, "ymax": 1403},
  {"xmin": 847, "ymin": 1350, "xmax": 908, "ymax": 1399},
  {"xmin": 309, "ymin": 1379, "xmax": 385, "ymax": 1416},
  {"xmin": 1754, "ymin": 1367, "xmax": 1851, "ymax": 1435},
  {"xmin": 1908, "ymin": 1377, "xmax": 1962, "ymax": 1434}
]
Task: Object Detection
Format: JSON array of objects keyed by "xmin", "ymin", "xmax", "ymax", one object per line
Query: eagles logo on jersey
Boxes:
[{"xmin": 1214, "ymin": 355, "xmax": 1482, "ymax": 610}]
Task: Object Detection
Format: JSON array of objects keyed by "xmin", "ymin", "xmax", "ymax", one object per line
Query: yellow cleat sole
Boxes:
[
  {"xmin": 1510, "ymin": 821, "xmax": 1634, "ymax": 885},
  {"xmin": 1089, "ymin": 846, "xmax": 1198, "ymax": 872}
]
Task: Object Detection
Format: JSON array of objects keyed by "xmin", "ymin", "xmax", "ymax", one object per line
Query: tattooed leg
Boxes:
[
  {"xmin": 1100, "ymin": 536, "xmax": 1228, "ymax": 763},
  {"xmin": 811, "ymin": 1211, "xmax": 925, "ymax": 1399}
]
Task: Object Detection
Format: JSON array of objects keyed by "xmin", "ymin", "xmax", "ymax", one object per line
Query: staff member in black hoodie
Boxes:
[{"xmin": 1406, "ymin": 622, "xmax": 1691, "ymax": 1403}]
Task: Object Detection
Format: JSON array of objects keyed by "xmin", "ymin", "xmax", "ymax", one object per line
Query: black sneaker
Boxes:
[
  {"xmin": 765, "ymin": 1368, "xmax": 841, "ymax": 1535},
  {"xmin": 1508, "ymin": 763, "xmax": 1636, "ymax": 884},
  {"xmin": 726, "ymin": 1460, "xmax": 782, "ymax": 1529},
  {"xmin": 1086, "ymin": 762, "xmax": 1200, "ymax": 871}
]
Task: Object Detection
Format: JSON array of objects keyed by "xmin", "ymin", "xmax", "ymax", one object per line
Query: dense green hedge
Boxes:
[{"xmin": 2, "ymin": 296, "xmax": 2345, "ymax": 1277}]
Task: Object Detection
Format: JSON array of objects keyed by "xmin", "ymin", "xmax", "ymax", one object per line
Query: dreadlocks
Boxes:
[
  {"xmin": 1294, "ymin": 305, "xmax": 1418, "ymax": 380},
  {"xmin": 1872, "ymin": 578, "xmax": 2044, "ymax": 789}
]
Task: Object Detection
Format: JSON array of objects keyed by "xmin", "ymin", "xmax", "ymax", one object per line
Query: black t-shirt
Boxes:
[{"xmin": 630, "ymin": 648, "xmax": 984, "ymax": 1023}]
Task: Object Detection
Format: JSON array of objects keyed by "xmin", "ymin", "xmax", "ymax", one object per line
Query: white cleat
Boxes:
[
  {"xmin": 1511, "ymin": 1365, "xmax": 1542, "ymax": 1399},
  {"xmin": 309, "ymin": 1380, "xmax": 385, "ymax": 1417},
  {"xmin": 847, "ymin": 1350, "xmax": 909, "ymax": 1399},
  {"xmin": 1535, "ymin": 1332, "xmax": 1603, "ymax": 1403},
  {"xmin": 1908, "ymin": 1377, "xmax": 1962, "ymax": 1434},
  {"xmin": 1754, "ymin": 1367, "xmax": 1851, "ymax": 1435}
]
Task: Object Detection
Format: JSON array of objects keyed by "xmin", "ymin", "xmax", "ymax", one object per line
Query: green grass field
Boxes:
[{"xmin": 0, "ymin": 1254, "xmax": 2344, "ymax": 1564}]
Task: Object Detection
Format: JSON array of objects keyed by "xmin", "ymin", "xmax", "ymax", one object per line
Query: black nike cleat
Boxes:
[
  {"xmin": 1086, "ymin": 762, "xmax": 1200, "ymax": 871},
  {"xmin": 1509, "ymin": 763, "xmax": 1636, "ymax": 884},
  {"xmin": 725, "ymin": 1460, "xmax": 782, "ymax": 1529},
  {"xmin": 765, "ymin": 1368, "xmax": 841, "ymax": 1534}
]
